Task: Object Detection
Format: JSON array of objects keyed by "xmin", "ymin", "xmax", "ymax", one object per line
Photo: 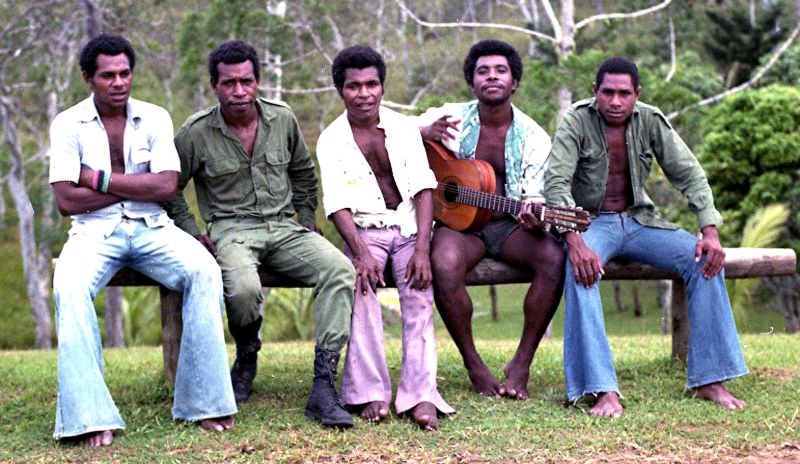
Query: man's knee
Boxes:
[
  {"xmin": 317, "ymin": 243, "xmax": 356, "ymax": 286},
  {"xmin": 223, "ymin": 272, "xmax": 263, "ymax": 326}
]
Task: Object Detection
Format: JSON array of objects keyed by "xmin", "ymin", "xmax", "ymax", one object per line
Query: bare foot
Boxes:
[
  {"xmin": 467, "ymin": 364, "xmax": 505, "ymax": 397},
  {"xmin": 411, "ymin": 401, "xmax": 438, "ymax": 431},
  {"xmin": 360, "ymin": 401, "xmax": 389, "ymax": 423},
  {"xmin": 68, "ymin": 430, "xmax": 113, "ymax": 447},
  {"xmin": 501, "ymin": 359, "xmax": 530, "ymax": 400},
  {"xmin": 589, "ymin": 392, "xmax": 623, "ymax": 418},
  {"xmin": 199, "ymin": 415, "xmax": 235, "ymax": 432},
  {"xmin": 693, "ymin": 382, "xmax": 746, "ymax": 410}
]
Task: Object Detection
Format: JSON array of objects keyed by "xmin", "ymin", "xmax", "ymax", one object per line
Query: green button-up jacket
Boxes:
[
  {"xmin": 166, "ymin": 98, "xmax": 318, "ymax": 237},
  {"xmin": 544, "ymin": 98, "xmax": 722, "ymax": 230}
]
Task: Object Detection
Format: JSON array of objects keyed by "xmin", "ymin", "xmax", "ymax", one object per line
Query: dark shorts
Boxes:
[{"xmin": 471, "ymin": 218, "xmax": 519, "ymax": 258}]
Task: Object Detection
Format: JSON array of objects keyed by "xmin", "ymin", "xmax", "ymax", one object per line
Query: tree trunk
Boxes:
[
  {"xmin": 1, "ymin": 101, "xmax": 53, "ymax": 349},
  {"xmin": 658, "ymin": 279, "xmax": 672, "ymax": 335},
  {"xmin": 613, "ymin": 282, "xmax": 626, "ymax": 312},
  {"xmin": 631, "ymin": 281, "xmax": 642, "ymax": 317},
  {"xmin": 765, "ymin": 274, "xmax": 800, "ymax": 334},
  {"xmin": 105, "ymin": 287, "xmax": 125, "ymax": 347},
  {"xmin": 557, "ymin": 0, "xmax": 576, "ymax": 123},
  {"xmin": 489, "ymin": 284, "xmax": 498, "ymax": 321}
]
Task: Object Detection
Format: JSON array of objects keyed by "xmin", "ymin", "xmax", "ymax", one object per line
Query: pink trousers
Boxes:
[{"xmin": 340, "ymin": 226, "xmax": 454, "ymax": 415}]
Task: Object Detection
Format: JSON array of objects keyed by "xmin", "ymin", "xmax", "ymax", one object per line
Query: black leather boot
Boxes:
[
  {"xmin": 229, "ymin": 316, "xmax": 263, "ymax": 403},
  {"xmin": 304, "ymin": 348, "xmax": 353, "ymax": 428}
]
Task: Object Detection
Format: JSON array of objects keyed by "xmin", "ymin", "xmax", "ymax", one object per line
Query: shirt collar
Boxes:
[
  {"xmin": 77, "ymin": 94, "xmax": 143, "ymax": 128},
  {"xmin": 209, "ymin": 97, "xmax": 278, "ymax": 130}
]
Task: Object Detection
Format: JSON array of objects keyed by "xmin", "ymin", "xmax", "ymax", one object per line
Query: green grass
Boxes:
[{"xmin": 1, "ymin": 297, "xmax": 798, "ymax": 463}]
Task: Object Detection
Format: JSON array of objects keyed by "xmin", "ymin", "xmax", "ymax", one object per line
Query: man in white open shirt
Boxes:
[
  {"xmin": 48, "ymin": 34, "xmax": 235, "ymax": 446},
  {"xmin": 317, "ymin": 45, "xmax": 453, "ymax": 431}
]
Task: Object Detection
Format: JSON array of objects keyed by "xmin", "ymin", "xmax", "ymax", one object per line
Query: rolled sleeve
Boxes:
[
  {"xmin": 48, "ymin": 114, "xmax": 81, "ymax": 184},
  {"xmin": 147, "ymin": 108, "xmax": 180, "ymax": 173},
  {"xmin": 405, "ymin": 129, "xmax": 438, "ymax": 197},
  {"xmin": 544, "ymin": 111, "xmax": 581, "ymax": 208},
  {"xmin": 316, "ymin": 131, "xmax": 351, "ymax": 218},
  {"xmin": 164, "ymin": 128, "xmax": 203, "ymax": 237},
  {"xmin": 651, "ymin": 116, "xmax": 723, "ymax": 228}
]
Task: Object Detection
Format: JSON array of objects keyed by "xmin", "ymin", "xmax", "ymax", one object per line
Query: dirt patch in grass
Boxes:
[
  {"xmin": 751, "ymin": 366, "xmax": 796, "ymax": 381},
  {"xmin": 553, "ymin": 442, "xmax": 800, "ymax": 464}
]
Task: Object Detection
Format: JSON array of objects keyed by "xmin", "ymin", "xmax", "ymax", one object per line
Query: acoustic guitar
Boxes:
[{"xmin": 424, "ymin": 140, "xmax": 591, "ymax": 233}]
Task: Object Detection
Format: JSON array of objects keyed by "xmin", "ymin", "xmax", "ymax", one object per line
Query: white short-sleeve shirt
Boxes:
[
  {"xmin": 49, "ymin": 95, "xmax": 180, "ymax": 236},
  {"xmin": 316, "ymin": 106, "xmax": 437, "ymax": 237}
]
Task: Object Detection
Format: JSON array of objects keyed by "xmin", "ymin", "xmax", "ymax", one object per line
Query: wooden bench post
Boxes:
[
  {"xmin": 670, "ymin": 279, "xmax": 689, "ymax": 362},
  {"xmin": 159, "ymin": 287, "xmax": 183, "ymax": 384}
]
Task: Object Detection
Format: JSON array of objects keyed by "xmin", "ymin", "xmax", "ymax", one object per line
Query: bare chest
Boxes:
[
  {"xmin": 353, "ymin": 127, "xmax": 393, "ymax": 177},
  {"xmin": 475, "ymin": 124, "xmax": 508, "ymax": 177},
  {"xmin": 605, "ymin": 126, "xmax": 629, "ymax": 175},
  {"xmin": 102, "ymin": 116, "xmax": 126, "ymax": 173}
]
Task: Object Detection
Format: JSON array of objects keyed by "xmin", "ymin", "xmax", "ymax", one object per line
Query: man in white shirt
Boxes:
[
  {"xmin": 49, "ymin": 34, "xmax": 236, "ymax": 446},
  {"xmin": 317, "ymin": 45, "xmax": 454, "ymax": 430}
]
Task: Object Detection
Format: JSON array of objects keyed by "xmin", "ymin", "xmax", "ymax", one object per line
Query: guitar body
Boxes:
[{"xmin": 424, "ymin": 140, "xmax": 496, "ymax": 232}]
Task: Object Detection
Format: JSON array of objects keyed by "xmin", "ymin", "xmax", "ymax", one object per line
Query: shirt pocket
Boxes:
[
  {"xmin": 637, "ymin": 150, "xmax": 654, "ymax": 180},
  {"xmin": 203, "ymin": 156, "xmax": 242, "ymax": 202},
  {"xmin": 130, "ymin": 142, "xmax": 153, "ymax": 173},
  {"xmin": 264, "ymin": 141, "xmax": 291, "ymax": 196},
  {"xmin": 575, "ymin": 145, "xmax": 606, "ymax": 188}
]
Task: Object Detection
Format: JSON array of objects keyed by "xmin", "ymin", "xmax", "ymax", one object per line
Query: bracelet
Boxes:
[
  {"xmin": 100, "ymin": 171, "xmax": 111, "ymax": 193},
  {"xmin": 92, "ymin": 170, "xmax": 102, "ymax": 191}
]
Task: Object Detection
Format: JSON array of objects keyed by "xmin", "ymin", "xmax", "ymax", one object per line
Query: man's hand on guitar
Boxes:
[
  {"xmin": 352, "ymin": 251, "xmax": 385, "ymax": 295},
  {"xmin": 404, "ymin": 248, "xmax": 432, "ymax": 290},
  {"xmin": 420, "ymin": 115, "xmax": 460, "ymax": 142},
  {"xmin": 518, "ymin": 202, "xmax": 543, "ymax": 230},
  {"xmin": 565, "ymin": 232, "xmax": 604, "ymax": 288}
]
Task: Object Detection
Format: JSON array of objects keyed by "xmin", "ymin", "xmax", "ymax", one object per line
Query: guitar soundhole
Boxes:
[{"xmin": 443, "ymin": 183, "xmax": 459, "ymax": 203}]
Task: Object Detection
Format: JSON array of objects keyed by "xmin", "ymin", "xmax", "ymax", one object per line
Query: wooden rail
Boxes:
[{"xmin": 100, "ymin": 247, "xmax": 796, "ymax": 383}]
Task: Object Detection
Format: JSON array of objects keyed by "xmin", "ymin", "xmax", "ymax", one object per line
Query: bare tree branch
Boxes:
[
  {"xmin": 262, "ymin": 85, "xmax": 335, "ymax": 94},
  {"xmin": 665, "ymin": 15, "xmax": 677, "ymax": 82},
  {"xmin": 575, "ymin": 0, "xmax": 672, "ymax": 30},
  {"xmin": 539, "ymin": 0, "xmax": 562, "ymax": 44},
  {"xmin": 667, "ymin": 21, "xmax": 800, "ymax": 120},
  {"xmin": 396, "ymin": 0, "xmax": 558, "ymax": 44}
]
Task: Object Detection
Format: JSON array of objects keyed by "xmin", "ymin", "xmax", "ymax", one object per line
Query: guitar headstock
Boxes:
[{"xmin": 541, "ymin": 205, "xmax": 592, "ymax": 233}]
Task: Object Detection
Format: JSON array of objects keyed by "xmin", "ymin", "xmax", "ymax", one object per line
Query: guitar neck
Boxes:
[{"xmin": 442, "ymin": 183, "xmax": 543, "ymax": 217}]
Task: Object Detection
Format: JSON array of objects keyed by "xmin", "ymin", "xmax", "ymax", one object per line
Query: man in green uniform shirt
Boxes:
[
  {"xmin": 166, "ymin": 40, "xmax": 355, "ymax": 428},
  {"xmin": 545, "ymin": 57, "xmax": 747, "ymax": 418}
]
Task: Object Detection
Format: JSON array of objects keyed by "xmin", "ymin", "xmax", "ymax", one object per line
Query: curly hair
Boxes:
[
  {"xmin": 79, "ymin": 34, "xmax": 136, "ymax": 77},
  {"xmin": 462, "ymin": 39, "xmax": 522, "ymax": 87},
  {"xmin": 331, "ymin": 45, "xmax": 386, "ymax": 89},
  {"xmin": 208, "ymin": 40, "xmax": 260, "ymax": 85},
  {"xmin": 596, "ymin": 57, "xmax": 640, "ymax": 89}
]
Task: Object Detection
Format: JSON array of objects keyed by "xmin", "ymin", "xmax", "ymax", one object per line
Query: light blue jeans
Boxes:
[
  {"xmin": 52, "ymin": 219, "xmax": 237, "ymax": 439},
  {"xmin": 563, "ymin": 212, "xmax": 748, "ymax": 401}
]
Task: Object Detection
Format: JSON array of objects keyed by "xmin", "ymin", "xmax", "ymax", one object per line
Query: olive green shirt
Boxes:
[
  {"xmin": 544, "ymin": 98, "xmax": 722, "ymax": 230},
  {"xmin": 166, "ymin": 98, "xmax": 318, "ymax": 237}
]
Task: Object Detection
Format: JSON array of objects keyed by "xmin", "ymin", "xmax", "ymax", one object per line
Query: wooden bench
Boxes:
[{"xmin": 103, "ymin": 247, "xmax": 796, "ymax": 383}]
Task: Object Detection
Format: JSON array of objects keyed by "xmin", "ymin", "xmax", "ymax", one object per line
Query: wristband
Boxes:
[
  {"xmin": 92, "ymin": 170, "xmax": 102, "ymax": 191},
  {"xmin": 100, "ymin": 171, "xmax": 111, "ymax": 193}
]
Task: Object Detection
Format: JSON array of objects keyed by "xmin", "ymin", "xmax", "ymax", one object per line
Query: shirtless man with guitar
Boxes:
[{"xmin": 418, "ymin": 40, "xmax": 586, "ymax": 399}]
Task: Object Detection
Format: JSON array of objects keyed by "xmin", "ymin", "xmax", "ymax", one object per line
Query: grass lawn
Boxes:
[{"xmin": 1, "ymin": 284, "xmax": 798, "ymax": 463}]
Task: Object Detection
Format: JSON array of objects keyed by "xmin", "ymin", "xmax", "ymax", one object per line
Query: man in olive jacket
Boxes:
[
  {"xmin": 544, "ymin": 57, "xmax": 747, "ymax": 418},
  {"xmin": 165, "ymin": 40, "xmax": 355, "ymax": 428}
]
